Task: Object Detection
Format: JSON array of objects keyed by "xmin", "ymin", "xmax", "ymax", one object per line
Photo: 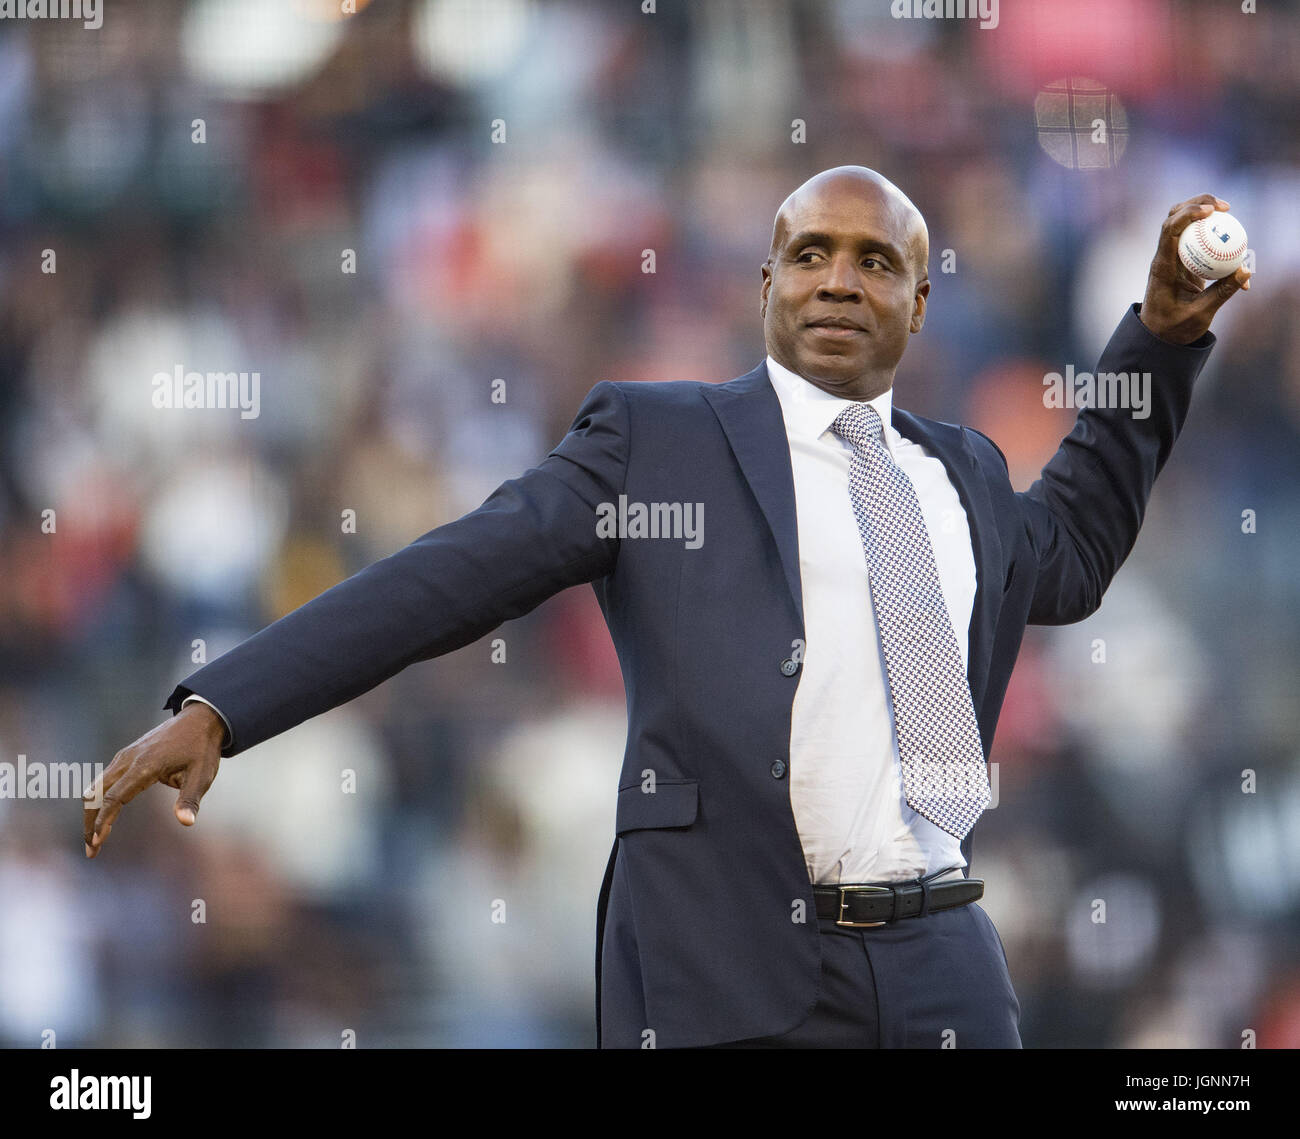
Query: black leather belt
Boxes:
[{"xmin": 813, "ymin": 875, "xmax": 984, "ymax": 927}]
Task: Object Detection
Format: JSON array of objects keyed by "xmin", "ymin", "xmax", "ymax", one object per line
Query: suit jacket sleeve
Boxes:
[
  {"xmin": 1016, "ymin": 302, "xmax": 1215, "ymax": 625},
  {"xmin": 164, "ymin": 380, "xmax": 630, "ymax": 756}
]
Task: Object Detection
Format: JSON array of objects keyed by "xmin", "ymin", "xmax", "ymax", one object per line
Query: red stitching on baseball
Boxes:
[{"xmin": 1193, "ymin": 221, "xmax": 1246, "ymax": 263}]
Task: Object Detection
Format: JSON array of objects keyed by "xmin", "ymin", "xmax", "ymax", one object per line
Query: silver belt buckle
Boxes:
[{"xmin": 836, "ymin": 884, "xmax": 893, "ymax": 928}]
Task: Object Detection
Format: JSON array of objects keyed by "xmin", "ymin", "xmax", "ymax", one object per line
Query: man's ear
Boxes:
[
  {"xmin": 760, "ymin": 262, "xmax": 771, "ymax": 319},
  {"xmin": 910, "ymin": 277, "xmax": 930, "ymax": 334}
]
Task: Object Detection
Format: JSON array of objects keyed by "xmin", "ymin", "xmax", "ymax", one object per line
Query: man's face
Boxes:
[{"xmin": 760, "ymin": 179, "xmax": 929, "ymax": 400}]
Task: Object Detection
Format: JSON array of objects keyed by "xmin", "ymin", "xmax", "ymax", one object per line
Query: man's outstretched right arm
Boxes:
[{"xmin": 85, "ymin": 381, "xmax": 630, "ymax": 856}]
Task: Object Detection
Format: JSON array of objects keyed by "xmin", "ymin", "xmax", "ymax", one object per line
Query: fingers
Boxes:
[
  {"xmin": 174, "ymin": 758, "xmax": 217, "ymax": 826},
  {"xmin": 1167, "ymin": 193, "xmax": 1229, "ymax": 219},
  {"xmin": 85, "ymin": 759, "xmax": 159, "ymax": 858},
  {"xmin": 1163, "ymin": 195, "xmax": 1231, "ymax": 245},
  {"xmin": 1196, "ymin": 264, "xmax": 1253, "ymax": 317},
  {"xmin": 85, "ymin": 714, "xmax": 225, "ymax": 858},
  {"xmin": 83, "ymin": 750, "xmax": 131, "ymax": 858}
]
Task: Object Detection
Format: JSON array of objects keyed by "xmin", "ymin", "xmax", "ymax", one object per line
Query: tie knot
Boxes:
[{"xmin": 831, "ymin": 401, "xmax": 884, "ymax": 452}]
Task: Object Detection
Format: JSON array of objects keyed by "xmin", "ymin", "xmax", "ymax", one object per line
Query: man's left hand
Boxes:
[{"xmin": 1139, "ymin": 194, "xmax": 1252, "ymax": 345}]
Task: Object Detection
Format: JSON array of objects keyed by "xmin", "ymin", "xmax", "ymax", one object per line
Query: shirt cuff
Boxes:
[{"xmin": 180, "ymin": 694, "xmax": 232, "ymax": 750}]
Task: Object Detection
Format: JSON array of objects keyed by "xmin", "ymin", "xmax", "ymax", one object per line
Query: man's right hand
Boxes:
[{"xmin": 83, "ymin": 701, "xmax": 225, "ymax": 859}]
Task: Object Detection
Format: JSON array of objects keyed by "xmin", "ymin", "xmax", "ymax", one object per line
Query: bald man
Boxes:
[
  {"xmin": 763, "ymin": 167, "xmax": 934, "ymax": 404},
  {"xmin": 90, "ymin": 167, "xmax": 1245, "ymax": 1048}
]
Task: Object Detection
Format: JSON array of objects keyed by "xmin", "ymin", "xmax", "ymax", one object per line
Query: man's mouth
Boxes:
[{"xmin": 806, "ymin": 318, "xmax": 866, "ymax": 338}]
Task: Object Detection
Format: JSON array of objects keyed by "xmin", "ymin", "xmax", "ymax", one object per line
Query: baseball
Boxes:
[{"xmin": 1177, "ymin": 210, "xmax": 1248, "ymax": 280}]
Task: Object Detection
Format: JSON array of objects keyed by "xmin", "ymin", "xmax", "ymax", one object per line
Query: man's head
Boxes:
[{"xmin": 760, "ymin": 166, "xmax": 930, "ymax": 401}]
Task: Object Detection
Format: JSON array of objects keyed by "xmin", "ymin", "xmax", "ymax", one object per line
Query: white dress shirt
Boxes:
[{"xmin": 765, "ymin": 354, "xmax": 978, "ymax": 886}]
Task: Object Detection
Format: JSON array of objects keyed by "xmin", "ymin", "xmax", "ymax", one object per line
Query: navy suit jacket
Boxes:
[{"xmin": 166, "ymin": 302, "xmax": 1215, "ymax": 1048}]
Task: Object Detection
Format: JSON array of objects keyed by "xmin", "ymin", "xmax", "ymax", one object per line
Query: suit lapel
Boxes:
[
  {"xmin": 703, "ymin": 361, "xmax": 1002, "ymax": 709},
  {"xmin": 701, "ymin": 363, "xmax": 805, "ymax": 626}
]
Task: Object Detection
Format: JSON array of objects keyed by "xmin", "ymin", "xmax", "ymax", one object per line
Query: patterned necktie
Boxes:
[{"xmin": 830, "ymin": 401, "xmax": 990, "ymax": 840}]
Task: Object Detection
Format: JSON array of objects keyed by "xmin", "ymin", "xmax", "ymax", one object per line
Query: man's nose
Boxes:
[{"xmin": 816, "ymin": 255, "xmax": 862, "ymax": 299}]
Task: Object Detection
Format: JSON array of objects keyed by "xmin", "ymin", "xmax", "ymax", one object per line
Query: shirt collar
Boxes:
[{"xmin": 765, "ymin": 353, "xmax": 897, "ymax": 454}]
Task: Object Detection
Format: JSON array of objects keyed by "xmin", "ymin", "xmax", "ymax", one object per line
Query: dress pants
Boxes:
[{"xmin": 704, "ymin": 901, "xmax": 1022, "ymax": 1048}]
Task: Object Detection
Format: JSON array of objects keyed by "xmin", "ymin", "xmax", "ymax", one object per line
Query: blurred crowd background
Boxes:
[{"xmin": 1, "ymin": 0, "xmax": 1298, "ymax": 1049}]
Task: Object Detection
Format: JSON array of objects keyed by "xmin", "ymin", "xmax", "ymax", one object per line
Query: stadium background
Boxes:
[{"xmin": 1, "ymin": 0, "xmax": 1299, "ymax": 1047}]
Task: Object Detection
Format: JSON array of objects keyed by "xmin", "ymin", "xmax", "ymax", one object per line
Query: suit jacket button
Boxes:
[
  {"xmin": 770, "ymin": 760, "xmax": 787, "ymax": 779},
  {"xmin": 780, "ymin": 658, "xmax": 799, "ymax": 677}
]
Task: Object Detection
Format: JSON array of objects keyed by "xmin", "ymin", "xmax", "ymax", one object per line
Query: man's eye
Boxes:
[
  {"xmin": 862, "ymin": 257, "xmax": 880, "ymax": 269},
  {"xmin": 796, "ymin": 251, "xmax": 818, "ymax": 262}
]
